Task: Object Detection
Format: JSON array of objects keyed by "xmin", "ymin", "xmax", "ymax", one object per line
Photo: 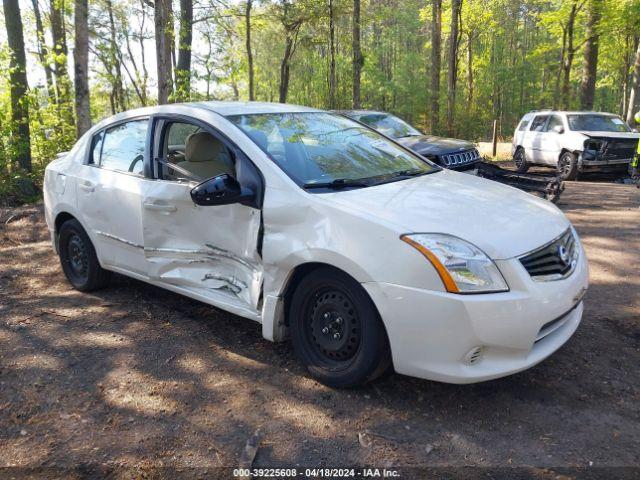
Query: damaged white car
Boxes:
[{"xmin": 44, "ymin": 102, "xmax": 589, "ymax": 387}]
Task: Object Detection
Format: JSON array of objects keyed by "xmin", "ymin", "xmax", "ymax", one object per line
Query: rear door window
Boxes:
[
  {"xmin": 545, "ymin": 115, "xmax": 563, "ymax": 132},
  {"xmin": 96, "ymin": 120, "xmax": 148, "ymax": 174},
  {"xmin": 530, "ymin": 115, "xmax": 549, "ymax": 132}
]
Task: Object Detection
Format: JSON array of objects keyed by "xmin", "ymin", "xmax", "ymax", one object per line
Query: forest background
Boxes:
[{"xmin": 1, "ymin": 0, "xmax": 639, "ymax": 202}]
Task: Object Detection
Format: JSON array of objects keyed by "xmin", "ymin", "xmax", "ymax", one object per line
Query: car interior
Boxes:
[{"xmin": 162, "ymin": 122, "xmax": 236, "ymax": 182}]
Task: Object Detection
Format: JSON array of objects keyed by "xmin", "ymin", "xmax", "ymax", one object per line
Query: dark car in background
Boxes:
[{"xmin": 336, "ymin": 110, "xmax": 481, "ymax": 170}]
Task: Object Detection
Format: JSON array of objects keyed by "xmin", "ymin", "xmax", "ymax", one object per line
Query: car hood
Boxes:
[
  {"xmin": 324, "ymin": 170, "xmax": 569, "ymax": 260},
  {"xmin": 395, "ymin": 135, "xmax": 476, "ymax": 156},
  {"xmin": 576, "ymin": 131, "xmax": 640, "ymax": 140}
]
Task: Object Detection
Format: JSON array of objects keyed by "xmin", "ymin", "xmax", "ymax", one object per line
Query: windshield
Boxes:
[
  {"xmin": 567, "ymin": 114, "xmax": 631, "ymax": 132},
  {"xmin": 228, "ymin": 112, "xmax": 437, "ymax": 187},
  {"xmin": 356, "ymin": 113, "xmax": 422, "ymax": 138}
]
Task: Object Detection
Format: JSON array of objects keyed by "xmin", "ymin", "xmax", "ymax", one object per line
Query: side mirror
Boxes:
[
  {"xmin": 552, "ymin": 125, "xmax": 564, "ymax": 134},
  {"xmin": 190, "ymin": 174, "xmax": 255, "ymax": 207}
]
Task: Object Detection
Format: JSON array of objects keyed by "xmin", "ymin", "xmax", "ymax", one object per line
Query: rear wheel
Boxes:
[
  {"xmin": 289, "ymin": 267, "xmax": 391, "ymax": 388},
  {"xmin": 514, "ymin": 147, "xmax": 529, "ymax": 173},
  {"xmin": 558, "ymin": 151, "xmax": 579, "ymax": 181},
  {"xmin": 58, "ymin": 219, "xmax": 111, "ymax": 291}
]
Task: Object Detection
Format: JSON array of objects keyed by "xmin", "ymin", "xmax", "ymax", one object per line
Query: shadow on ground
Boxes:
[{"xmin": 0, "ymin": 182, "xmax": 638, "ymax": 475}]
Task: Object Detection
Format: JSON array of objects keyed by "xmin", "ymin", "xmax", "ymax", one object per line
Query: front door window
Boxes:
[{"xmin": 141, "ymin": 118, "xmax": 263, "ymax": 312}]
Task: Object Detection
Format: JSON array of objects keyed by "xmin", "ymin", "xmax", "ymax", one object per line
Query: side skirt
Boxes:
[{"xmin": 103, "ymin": 264, "xmax": 263, "ymax": 323}]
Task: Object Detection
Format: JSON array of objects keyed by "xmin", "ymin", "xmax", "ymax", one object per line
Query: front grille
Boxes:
[
  {"xmin": 520, "ymin": 228, "xmax": 578, "ymax": 281},
  {"xmin": 440, "ymin": 148, "xmax": 480, "ymax": 168},
  {"xmin": 603, "ymin": 140, "xmax": 637, "ymax": 159}
]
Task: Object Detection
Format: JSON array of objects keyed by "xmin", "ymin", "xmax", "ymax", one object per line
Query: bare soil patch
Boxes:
[{"xmin": 1, "ymin": 182, "xmax": 639, "ymax": 478}]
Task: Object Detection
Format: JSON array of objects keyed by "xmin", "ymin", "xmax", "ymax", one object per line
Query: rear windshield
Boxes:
[
  {"xmin": 356, "ymin": 113, "xmax": 422, "ymax": 138},
  {"xmin": 567, "ymin": 115, "xmax": 630, "ymax": 132}
]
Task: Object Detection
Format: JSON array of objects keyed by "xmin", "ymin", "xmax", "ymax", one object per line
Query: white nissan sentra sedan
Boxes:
[{"xmin": 43, "ymin": 102, "xmax": 589, "ymax": 387}]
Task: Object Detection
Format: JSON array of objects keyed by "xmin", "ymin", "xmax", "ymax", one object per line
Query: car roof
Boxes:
[
  {"xmin": 88, "ymin": 101, "xmax": 326, "ymax": 133},
  {"xmin": 192, "ymin": 101, "xmax": 323, "ymax": 116},
  {"xmin": 525, "ymin": 110, "xmax": 619, "ymax": 116},
  {"xmin": 336, "ymin": 109, "xmax": 388, "ymax": 118}
]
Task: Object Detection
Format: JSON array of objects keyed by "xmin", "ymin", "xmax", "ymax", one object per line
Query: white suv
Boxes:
[{"xmin": 512, "ymin": 111, "xmax": 640, "ymax": 180}]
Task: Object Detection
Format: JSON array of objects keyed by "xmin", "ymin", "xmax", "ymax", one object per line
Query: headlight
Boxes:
[{"xmin": 401, "ymin": 233, "xmax": 509, "ymax": 294}]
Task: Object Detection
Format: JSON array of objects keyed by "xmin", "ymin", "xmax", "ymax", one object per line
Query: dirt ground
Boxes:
[{"xmin": 1, "ymin": 179, "xmax": 639, "ymax": 479}]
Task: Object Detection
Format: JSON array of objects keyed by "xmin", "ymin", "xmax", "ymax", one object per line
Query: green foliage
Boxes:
[
  {"xmin": 0, "ymin": 44, "xmax": 75, "ymax": 205},
  {"xmin": 2, "ymin": 0, "xmax": 640, "ymax": 205}
]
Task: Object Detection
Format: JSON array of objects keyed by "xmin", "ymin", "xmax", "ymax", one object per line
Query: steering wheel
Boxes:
[{"xmin": 128, "ymin": 154, "xmax": 144, "ymax": 173}]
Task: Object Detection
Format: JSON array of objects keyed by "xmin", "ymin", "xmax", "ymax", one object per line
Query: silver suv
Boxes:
[{"xmin": 511, "ymin": 110, "xmax": 639, "ymax": 180}]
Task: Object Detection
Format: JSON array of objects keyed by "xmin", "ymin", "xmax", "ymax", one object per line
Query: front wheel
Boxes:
[
  {"xmin": 288, "ymin": 267, "xmax": 391, "ymax": 388},
  {"xmin": 514, "ymin": 147, "xmax": 529, "ymax": 173},
  {"xmin": 558, "ymin": 151, "xmax": 579, "ymax": 181},
  {"xmin": 58, "ymin": 219, "xmax": 111, "ymax": 291}
]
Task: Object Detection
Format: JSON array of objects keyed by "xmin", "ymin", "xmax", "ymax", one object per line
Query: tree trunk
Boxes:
[
  {"xmin": 137, "ymin": 0, "xmax": 150, "ymax": 105},
  {"xmin": 579, "ymin": 0, "xmax": 600, "ymax": 110},
  {"xmin": 327, "ymin": 0, "xmax": 336, "ymax": 109},
  {"xmin": 3, "ymin": 0, "xmax": 31, "ymax": 172},
  {"xmin": 467, "ymin": 32, "xmax": 473, "ymax": 105},
  {"xmin": 246, "ymin": 0, "xmax": 254, "ymax": 101},
  {"xmin": 31, "ymin": 0, "xmax": 55, "ymax": 101},
  {"xmin": 352, "ymin": 0, "xmax": 363, "ymax": 108},
  {"xmin": 50, "ymin": 0, "xmax": 70, "ymax": 104},
  {"xmin": 446, "ymin": 0, "xmax": 461, "ymax": 136},
  {"xmin": 175, "ymin": 0, "xmax": 193, "ymax": 101},
  {"xmin": 106, "ymin": 0, "xmax": 126, "ymax": 112},
  {"xmin": 560, "ymin": 1, "xmax": 578, "ymax": 110},
  {"xmin": 279, "ymin": 34, "xmax": 294, "ymax": 103},
  {"xmin": 430, "ymin": 0, "xmax": 442, "ymax": 133},
  {"xmin": 155, "ymin": 0, "xmax": 174, "ymax": 104},
  {"xmin": 553, "ymin": 26, "xmax": 567, "ymax": 109},
  {"xmin": 626, "ymin": 38, "xmax": 640, "ymax": 126},
  {"xmin": 74, "ymin": 0, "xmax": 90, "ymax": 137}
]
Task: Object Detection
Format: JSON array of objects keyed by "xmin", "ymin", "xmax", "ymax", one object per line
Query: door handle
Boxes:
[
  {"xmin": 79, "ymin": 182, "xmax": 94, "ymax": 193},
  {"xmin": 143, "ymin": 202, "xmax": 177, "ymax": 213}
]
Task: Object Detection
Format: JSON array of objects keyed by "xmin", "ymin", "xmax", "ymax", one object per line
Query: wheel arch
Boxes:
[
  {"xmin": 558, "ymin": 148, "xmax": 581, "ymax": 160},
  {"xmin": 54, "ymin": 211, "xmax": 77, "ymax": 236},
  {"xmin": 53, "ymin": 211, "xmax": 78, "ymax": 253},
  {"xmin": 278, "ymin": 262, "xmax": 391, "ymax": 346}
]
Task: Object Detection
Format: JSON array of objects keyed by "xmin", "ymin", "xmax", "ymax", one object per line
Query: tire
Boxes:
[
  {"xmin": 514, "ymin": 147, "xmax": 530, "ymax": 173},
  {"xmin": 558, "ymin": 151, "xmax": 579, "ymax": 181},
  {"xmin": 58, "ymin": 219, "xmax": 111, "ymax": 291},
  {"xmin": 288, "ymin": 267, "xmax": 391, "ymax": 388}
]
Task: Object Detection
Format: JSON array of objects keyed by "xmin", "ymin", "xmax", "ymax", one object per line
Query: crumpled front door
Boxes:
[{"xmin": 140, "ymin": 178, "xmax": 263, "ymax": 317}]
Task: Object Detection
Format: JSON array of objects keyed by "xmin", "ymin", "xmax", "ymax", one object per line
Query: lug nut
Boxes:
[
  {"xmin": 323, "ymin": 312, "xmax": 330, "ymax": 320},
  {"xmin": 336, "ymin": 317, "xmax": 343, "ymax": 324},
  {"xmin": 333, "ymin": 332, "xmax": 341, "ymax": 340},
  {"xmin": 322, "ymin": 327, "xmax": 329, "ymax": 334}
]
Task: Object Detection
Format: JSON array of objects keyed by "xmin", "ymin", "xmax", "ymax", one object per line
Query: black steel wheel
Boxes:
[
  {"xmin": 558, "ymin": 151, "xmax": 578, "ymax": 181},
  {"xmin": 65, "ymin": 232, "xmax": 90, "ymax": 283},
  {"xmin": 307, "ymin": 288, "xmax": 361, "ymax": 365},
  {"xmin": 514, "ymin": 147, "xmax": 529, "ymax": 173},
  {"xmin": 289, "ymin": 267, "xmax": 391, "ymax": 388},
  {"xmin": 58, "ymin": 219, "xmax": 111, "ymax": 291}
]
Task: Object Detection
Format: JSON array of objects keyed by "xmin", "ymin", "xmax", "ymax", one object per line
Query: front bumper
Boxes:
[
  {"xmin": 579, "ymin": 154, "xmax": 632, "ymax": 173},
  {"xmin": 363, "ymin": 246, "xmax": 589, "ymax": 384}
]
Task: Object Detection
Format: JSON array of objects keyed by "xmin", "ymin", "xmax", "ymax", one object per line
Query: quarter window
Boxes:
[
  {"xmin": 518, "ymin": 120, "xmax": 530, "ymax": 131},
  {"xmin": 90, "ymin": 131, "xmax": 104, "ymax": 165},
  {"xmin": 93, "ymin": 120, "xmax": 148, "ymax": 174}
]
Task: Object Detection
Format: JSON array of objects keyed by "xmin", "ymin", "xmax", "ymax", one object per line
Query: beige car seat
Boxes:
[{"xmin": 177, "ymin": 132, "xmax": 234, "ymax": 180}]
